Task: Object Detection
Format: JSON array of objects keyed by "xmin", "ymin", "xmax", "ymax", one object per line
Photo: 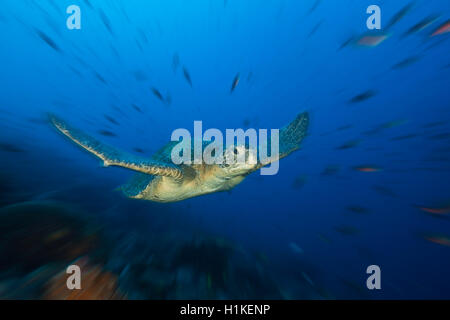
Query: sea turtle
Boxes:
[{"xmin": 49, "ymin": 112, "xmax": 309, "ymax": 203}]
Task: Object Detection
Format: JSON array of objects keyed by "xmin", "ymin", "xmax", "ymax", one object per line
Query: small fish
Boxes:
[
  {"xmin": 111, "ymin": 105, "xmax": 127, "ymax": 117},
  {"xmin": 98, "ymin": 130, "xmax": 116, "ymax": 137},
  {"xmin": 301, "ymin": 272, "xmax": 315, "ymax": 287},
  {"xmin": 137, "ymin": 28, "xmax": 148, "ymax": 44},
  {"xmin": 372, "ymin": 185, "xmax": 397, "ymax": 197},
  {"xmin": 247, "ymin": 72, "xmax": 253, "ymax": 83},
  {"xmin": 135, "ymin": 39, "xmax": 144, "ymax": 53},
  {"xmin": 93, "ymin": 71, "xmax": 107, "ymax": 84},
  {"xmin": 385, "ymin": 2, "xmax": 415, "ymax": 30},
  {"xmin": 68, "ymin": 65, "xmax": 83, "ymax": 78},
  {"xmin": 307, "ymin": 0, "xmax": 320, "ymax": 15},
  {"xmin": 337, "ymin": 36, "xmax": 355, "ymax": 51},
  {"xmin": 0, "ymin": 143, "xmax": 24, "ymax": 153},
  {"xmin": 422, "ymin": 233, "xmax": 450, "ymax": 247},
  {"xmin": 416, "ymin": 205, "xmax": 450, "ymax": 216},
  {"xmin": 321, "ymin": 124, "xmax": 353, "ymax": 136},
  {"xmin": 104, "ymin": 115, "xmax": 119, "ymax": 125},
  {"xmin": 45, "ymin": 228, "xmax": 70, "ymax": 242},
  {"xmin": 429, "ymin": 133, "xmax": 450, "ymax": 140},
  {"xmin": 363, "ymin": 128, "xmax": 383, "ymax": 136},
  {"xmin": 132, "ymin": 71, "xmax": 147, "ymax": 82},
  {"xmin": 391, "ymin": 55, "xmax": 421, "ymax": 70},
  {"xmin": 337, "ymin": 124, "xmax": 353, "ymax": 131},
  {"xmin": 356, "ymin": 32, "xmax": 389, "ymax": 47},
  {"xmin": 230, "ymin": 73, "xmax": 240, "ymax": 93},
  {"xmin": 404, "ymin": 15, "xmax": 440, "ymax": 36},
  {"xmin": 424, "ymin": 36, "xmax": 449, "ymax": 52},
  {"xmin": 349, "ymin": 90, "xmax": 376, "ymax": 104},
  {"xmin": 364, "ymin": 120, "xmax": 407, "ymax": 135},
  {"xmin": 172, "ymin": 53, "xmax": 180, "ymax": 72},
  {"xmin": 337, "ymin": 140, "xmax": 360, "ymax": 150},
  {"xmin": 307, "ymin": 21, "xmax": 323, "ymax": 38},
  {"xmin": 292, "ymin": 175, "xmax": 307, "ymax": 189},
  {"xmin": 165, "ymin": 93, "xmax": 172, "ymax": 106},
  {"xmin": 132, "ymin": 104, "xmax": 143, "ymax": 113},
  {"xmin": 346, "ymin": 206, "xmax": 370, "ymax": 214},
  {"xmin": 353, "ymin": 166, "xmax": 382, "ymax": 172},
  {"xmin": 380, "ymin": 119, "xmax": 408, "ymax": 129},
  {"xmin": 98, "ymin": 9, "xmax": 113, "ymax": 35},
  {"xmin": 35, "ymin": 28, "xmax": 61, "ymax": 52},
  {"xmin": 390, "ymin": 134, "xmax": 418, "ymax": 141},
  {"xmin": 182, "ymin": 67, "xmax": 193, "ymax": 87},
  {"xmin": 318, "ymin": 233, "xmax": 332, "ymax": 244},
  {"xmin": 289, "ymin": 242, "xmax": 304, "ymax": 254},
  {"xmin": 334, "ymin": 226, "xmax": 359, "ymax": 236},
  {"xmin": 134, "ymin": 148, "xmax": 145, "ymax": 154},
  {"xmin": 151, "ymin": 87, "xmax": 165, "ymax": 103},
  {"xmin": 321, "ymin": 165, "xmax": 340, "ymax": 176},
  {"xmin": 423, "ymin": 121, "xmax": 446, "ymax": 129},
  {"xmin": 430, "ymin": 20, "xmax": 450, "ymax": 37},
  {"xmin": 83, "ymin": 0, "xmax": 93, "ymax": 9}
]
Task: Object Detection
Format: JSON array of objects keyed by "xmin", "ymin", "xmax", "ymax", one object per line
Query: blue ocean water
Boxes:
[{"xmin": 0, "ymin": 0, "xmax": 449, "ymax": 299}]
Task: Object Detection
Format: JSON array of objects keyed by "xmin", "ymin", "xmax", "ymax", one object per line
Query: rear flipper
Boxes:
[{"xmin": 49, "ymin": 114, "xmax": 183, "ymax": 180}]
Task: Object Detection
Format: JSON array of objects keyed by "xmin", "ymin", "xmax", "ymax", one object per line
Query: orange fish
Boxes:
[
  {"xmin": 353, "ymin": 166, "xmax": 382, "ymax": 172},
  {"xmin": 430, "ymin": 20, "xmax": 450, "ymax": 37},
  {"xmin": 424, "ymin": 234, "xmax": 450, "ymax": 247},
  {"xmin": 418, "ymin": 205, "xmax": 450, "ymax": 215},
  {"xmin": 356, "ymin": 33, "xmax": 389, "ymax": 47}
]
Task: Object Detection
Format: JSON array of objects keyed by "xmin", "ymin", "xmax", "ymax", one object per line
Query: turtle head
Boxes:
[{"xmin": 219, "ymin": 145, "xmax": 258, "ymax": 176}]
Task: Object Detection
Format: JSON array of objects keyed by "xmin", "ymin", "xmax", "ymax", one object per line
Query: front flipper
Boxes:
[
  {"xmin": 49, "ymin": 114, "xmax": 183, "ymax": 180},
  {"xmin": 278, "ymin": 111, "xmax": 309, "ymax": 158},
  {"xmin": 255, "ymin": 112, "xmax": 309, "ymax": 170}
]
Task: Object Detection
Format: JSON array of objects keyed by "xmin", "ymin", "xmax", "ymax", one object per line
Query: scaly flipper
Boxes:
[
  {"xmin": 49, "ymin": 114, "xmax": 183, "ymax": 180},
  {"xmin": 278, "ymin": 111, "xmax": 309, "ymax": 158},
  {"xmin": 255, "ymin": 112, "xmax": 309, "ymax": 169}
]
